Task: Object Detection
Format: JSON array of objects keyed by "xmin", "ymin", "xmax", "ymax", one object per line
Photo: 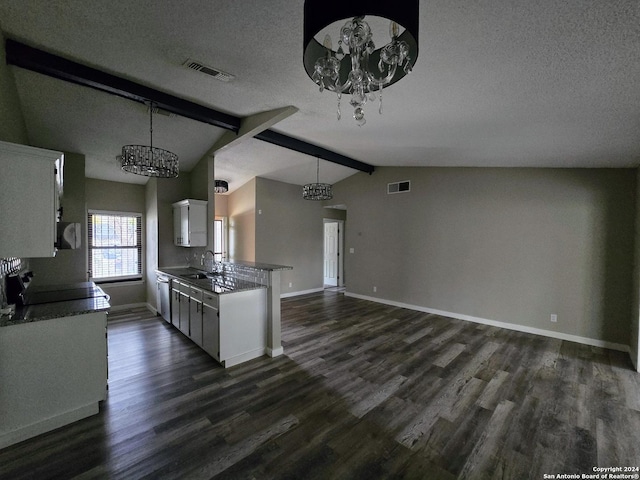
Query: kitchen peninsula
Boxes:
[
  {"xmin": 0, "ymin": 282, "xmax": 110, "ymax": 449},
  {"xmin": 157, "ymin": 261, "xmax": 292, "ymax": 367}
]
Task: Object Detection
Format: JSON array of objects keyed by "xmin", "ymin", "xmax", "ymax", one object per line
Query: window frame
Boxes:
[
  {"xmin": 214, "ymin": 216, "xmax": 228, "ymax": 262},
  {"xmin": 87, "ymin": 209, "xmax": 144, "ymax": 283}
]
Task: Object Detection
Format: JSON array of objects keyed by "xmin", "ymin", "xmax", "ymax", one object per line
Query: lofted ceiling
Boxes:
[{"xmin": 0, "ymin": 0, "xmax": 638, "ymax": 193}]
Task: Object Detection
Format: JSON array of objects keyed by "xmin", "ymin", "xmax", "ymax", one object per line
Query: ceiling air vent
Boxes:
[
  {"xmin": 387, "ymin": 180, "xmax": 411, "ymax": 194},
  {"xmin": 183, "ymin": 59, "xmax": 235, "ymax": 82}
]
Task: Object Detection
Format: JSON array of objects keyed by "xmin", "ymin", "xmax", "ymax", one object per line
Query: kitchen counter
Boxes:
[
  {"xmin": 0, "ymin": 281, "xmax": 109, "ymax": 448},
  {"xmin": 220, "ymin": 261, "xmax": 293, "ymax": 272},
  {"xmin": 0, "ymin": 282, "xmax": 110, "ymax": 327},
  {"xmin": 158, "ymin": 261, "xmax": 291, "ymax": 361},
  {"xmin": 157, "ymin": 266, "xmax": 269, "ymax": 368},
  {"xmin": 157, "ymin": 267, "xmax": 267, "ymax": 294}
]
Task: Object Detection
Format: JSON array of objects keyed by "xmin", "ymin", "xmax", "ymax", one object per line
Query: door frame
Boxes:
[{"xmin": 323, "ymin": 219, "xmax": 344, "ymax": 288}]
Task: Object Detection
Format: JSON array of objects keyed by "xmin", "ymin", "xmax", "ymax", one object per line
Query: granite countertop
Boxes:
[
  {"xmin": 157, "ymin": 267, "xmax": 267, "ymax": 294},
  {"xmin": 0, "ymin": 282, "xmax": 110, "ymax": 328},
  {"xmin": 222, "ymin": 261, "xmax": 293, "ymax": 271}
]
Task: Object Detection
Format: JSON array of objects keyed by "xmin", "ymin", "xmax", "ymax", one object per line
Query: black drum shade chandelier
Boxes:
[
  {"xmin": 303, "ymin": 0, "xmax": 419, "ymax": 126},
  {"xmin": 214, "ymin": 179, "xmax": 229, "ymax": 194}
]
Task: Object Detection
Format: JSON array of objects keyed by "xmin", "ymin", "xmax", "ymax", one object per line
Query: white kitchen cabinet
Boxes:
[
  {"xmin": 202, "ymin": 291, "xmax": 219, "ymax": 360},
  {"xmin": 160, "ymin": 270, "xmax": 267, "ymax": 368},
  {"xmin": 171, "ymin": 279, "xmax": 191, "ymax": 335},
  {"xmin": 189, "ymin": 286, "xmax": 203, "ymax": 347},
  {"xmin": 171, "ymin": 280, "xmax": 181, "ymax": 328},
  {"xmin": 199, "ymin": 287, "xmax": 267, "ymax": 368},
  {"xmin": 156, "ymin": 274, "xmax": 170, "ymax": 323},
  {"xmin": 178, "ymin": 283, "xmax": 190, "ymax": 336},
  {"xmin": 0, "ymin": 312, "xmax": 107, "ymax": 449},
  {"xmin": 0, "ymin": 140, "xmax": 63, "ymax": 258},
  {"xmin": 172, "ymin": 199, "xmax": 207, "ymax": 247},
  {"xmin": 218, "ymin": 288, "xmax": 267, "ymax": 367}
]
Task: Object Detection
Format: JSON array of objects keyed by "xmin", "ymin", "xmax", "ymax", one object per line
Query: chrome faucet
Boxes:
[{"xmin": 201, "ymin": 250, "xmax": 215, "ymax": 272}]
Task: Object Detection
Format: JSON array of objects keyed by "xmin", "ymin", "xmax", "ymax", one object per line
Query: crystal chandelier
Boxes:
[
  {"xmin": 121, "ymin": 101, "xmax": 179, "ymax": 178},
  {"xmin": 303, "ymin": 1, "xmax": 419, "ymax": 126},
  {"xmin": 303, "ymin": 158, "xmax": 333, "ymax": 200}
]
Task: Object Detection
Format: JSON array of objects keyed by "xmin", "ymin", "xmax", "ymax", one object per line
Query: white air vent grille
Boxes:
[
  {"xmin": 183, "ymin": 59, "xmax": 235, "ymax": 82},
  {"xmin": 387, "ymin": 181, "xmax": 411, "ymax": 194}
]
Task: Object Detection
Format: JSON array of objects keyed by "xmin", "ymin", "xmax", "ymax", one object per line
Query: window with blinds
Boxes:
[{"xmin": 88, "ymin": 211, "xmax": 143, "ymax": 282}]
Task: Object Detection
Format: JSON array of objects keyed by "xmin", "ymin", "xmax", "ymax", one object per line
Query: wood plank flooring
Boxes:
[{"xmin": 1, "ymin": 290, "xmax": 639, "ymax": 479}]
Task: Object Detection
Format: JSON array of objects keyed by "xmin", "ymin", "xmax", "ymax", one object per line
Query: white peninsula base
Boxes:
[{"xmin": 0, "ymin": 312, "xmax": 108, "ymax": 449}]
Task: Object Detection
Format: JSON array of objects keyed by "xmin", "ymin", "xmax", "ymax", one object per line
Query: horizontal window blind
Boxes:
[{"xmin": 88, "ymin": 211, "xmax": 142, "ymax": 282}]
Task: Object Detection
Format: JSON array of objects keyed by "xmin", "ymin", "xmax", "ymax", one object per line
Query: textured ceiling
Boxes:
[{"xmin": 0, "ymin": 0, "xmax": 638, "ymax": 192}]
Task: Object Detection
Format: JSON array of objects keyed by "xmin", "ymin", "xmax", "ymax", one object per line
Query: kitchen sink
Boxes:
[
  {"xmin": 184, "ymin": 272, "xmax": 208, "ymax": 279},
  {"xmin": 183, "ymin": 271, "xmax": 223, "ymax": 280}
]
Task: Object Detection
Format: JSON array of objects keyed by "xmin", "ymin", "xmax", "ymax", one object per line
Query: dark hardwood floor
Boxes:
[{"xmin": 1, "ymin": 291, "xmax": 639, "ymax": 479}]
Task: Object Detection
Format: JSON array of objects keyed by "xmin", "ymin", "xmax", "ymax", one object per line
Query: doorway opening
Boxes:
[{"xmin": 323, "ymin": 219, "xmax": 344, "ymax": 290}]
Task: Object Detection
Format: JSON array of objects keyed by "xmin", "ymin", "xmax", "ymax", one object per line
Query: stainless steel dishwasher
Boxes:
[{"xmin": 156, "ymin": 274, "xmax": 171, "ymax": 323}]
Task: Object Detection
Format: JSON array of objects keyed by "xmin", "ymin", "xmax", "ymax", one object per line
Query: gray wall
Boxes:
[
  {"xmin": 190, "ymin": 156, "xmax": 208, "ymax": 202},
  {"xmin": 85, "ymin": 178, "xmax": 147, "ymax": 307},
  {"xmin": 228, "ymin": 178, "xmax": 256, "ymax": 262},
  {"xmin": 29, "ymin": 152, "xmax": 87, "ymax": 286},
  {"xmin": 146, "ymin": 167, "xmax": 211, "ymax": 310},
  {"xmin": 332, "ymin": 167, "xmax": 636, "ymax": 346},
  {"xmin": 0, "ymin": 29, "xmax": 27, "ymax": 145},
  {"xmin": 86, "ymin": 178, "xmax": 146, "ymax": 212},
  {"xmin": 145, "ymin": 178, "xmax": 159, "ymax": 310},
  {"xmin": 215, "ymin": 194, "xmax": 228, "ymax": 216},
  {"xmin": 144, "ymin": 175, "xmax": 194, "ymax": 309},
  {"xmin": 0, "ymin": 28, "xmax": 29, "ymax": 298},
  {"xmin": 256, "ymin": 177, "xmax": 326, "ymax": 294},
  {"xmin": 156, "ymin": 174, "xmax": 199, "ymax": 268}
]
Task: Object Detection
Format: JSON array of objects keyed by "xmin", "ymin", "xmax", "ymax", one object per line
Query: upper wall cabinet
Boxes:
[
  {"xmin": 0, "ymin": 140, "xmax": 63, "ymax": 258},
  {"xmin": 173, "ymin": 199, "xmax": 207, "ymax": 247}
]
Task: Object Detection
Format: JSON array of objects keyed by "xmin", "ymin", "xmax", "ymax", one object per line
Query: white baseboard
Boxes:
[
  {"xmin": 0, "ymin": 403, "xmax": 99, "ymax": 450},
  {"xmin": 345, "ymin": 292, "xmax": 630, "ymax": 353},
  {"xmin": 145, "ymin": 303, "xmax": 158, "ymax": 315},
  {"xmin": 108, "ymin": 302, "xmax": 153, "ymax": 313},
  {"xmin": 631, "ymin": 346, "xmax": 639, "ymax": 372},
  {"xmin": 267, "ymin": 346, "xmax": 284, "ymax": 357},
  {"xmin": 281, "ymin": 287, "xmax": 324, "ymax": 298},
  {"xmin": 222, "ymin": 348, "xmax": 266, "ymax": 368}
]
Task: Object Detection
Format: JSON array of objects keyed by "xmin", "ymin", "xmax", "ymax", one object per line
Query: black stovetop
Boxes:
[{"xmin": 22, "ymin": 282, "xmax": 107, "ymax": 305}]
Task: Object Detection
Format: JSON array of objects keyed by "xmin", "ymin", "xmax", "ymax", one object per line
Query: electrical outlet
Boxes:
[
  {"xmin": 350, "ymin": 247, "xmax": 355, "ymax": 254},
  {"xmin": 288, "ymin": 282, "xmax": 292, "ymax": 288},
  {"xmin": 550, "ymin": 314, "xmax": 557, "ymax": 323},
  {"xmin": 373, "ymin": 286, "xmax": 377, "ymax": 293}
]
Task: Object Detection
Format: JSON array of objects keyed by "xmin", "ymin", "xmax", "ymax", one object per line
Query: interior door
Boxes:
[{"xmin": 324, "ymin": 222, "xmax": 338, "ymax": 286}]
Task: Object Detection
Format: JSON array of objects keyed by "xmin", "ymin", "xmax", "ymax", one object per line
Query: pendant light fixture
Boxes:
[
  {"xmin": 303, "ymin": 157, "xmax": 333, "ymax": 200},
  {"xmin": 214, "ymin": 179, "xmax": 229, "ymax": 194},
  {"xmin": 121, "ymin": 101, "xmax": 179, "ymax": 178},
  {"xmin": 303, "ymin": 0, "xmax": 419, "ymax": 126}
]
